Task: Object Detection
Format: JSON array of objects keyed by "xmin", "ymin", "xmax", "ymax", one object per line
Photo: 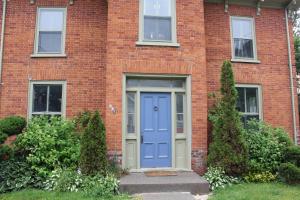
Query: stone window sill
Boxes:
[
  {"xmin": 31, "ymin": 54, "xmax": 67, "ymax": 58},
  {"xmin": 231, "ymin": 58, "xmax": 261, "ymax": 64},
  {"xmin": 136, "ymin": 41, "xmax": 180, "ymax": 47}
]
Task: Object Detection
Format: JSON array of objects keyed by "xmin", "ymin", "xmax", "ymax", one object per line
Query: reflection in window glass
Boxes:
[
  {"xmin": 127, "ymin": 93, "xmax": 136, "ymax": 134},
  {"xmin": 232, "ymin": 17, "xmax": 255, "ymax": 59},
  {"xmin": 176, "ymin": 94, "xmax": 184, "ymax": 134},
  {"xmin": 126, "ymin": 79, "xmax": 184, "ymax": 88},
  {"xmin": 32, "ymin": 84, "xmax": 63, "ymax": 117},
  {"xmin": 236, "ymin": 87, "xmax": 260, "ymax": 127},
  {"xmin": 37, "ymin": 9, "xmax": 65, "ymax": 53},
  {"xmin": 143, "ymin": 0, "xmax": 172, "ymax": 41}
]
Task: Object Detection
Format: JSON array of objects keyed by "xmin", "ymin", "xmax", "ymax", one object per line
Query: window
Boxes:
[
  {"xmin": 236, "ymin": 85, "xmax": 262, "ymax": 126},
  {"xmin": 176, "ymin": 93, "xmax": 185, "ymax": 134},
  {"xmin": 127, "ymin": 92, "xmax": 136, "ymax": 134},
  {"xmin": 34, "ymin": 8, "xmax": 67, "ymax": 55},
  {"xmin": 29, "ymin": 81, "xmax": 66, "ymax": 117},
  {"xmin": 231, "ymin": 17, "xmax": 257, "ymax": 60},
  {"xmin": 138, "ymin": 0, "xmax": 177, "ymax": 44}
]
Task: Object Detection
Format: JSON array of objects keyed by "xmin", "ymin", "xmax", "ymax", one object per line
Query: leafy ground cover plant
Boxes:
[
  {"xmin": 204, "ymin": 167, "xmax": 240, "ymax": 191},
  {"xmin": 244, "ymin": 171, "xmax": 277, "ymax": 183},
  {"xmin": 15, "ymin": 116, "xmax": 80, "ymax": 178}
]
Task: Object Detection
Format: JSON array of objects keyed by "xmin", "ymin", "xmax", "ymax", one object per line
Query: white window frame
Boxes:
[
  {"xmin": 32, "ymin": 7, "xmax": 67, "ymax": 57},
  {"xmin": 28, "ymin": 81, "xmax": 67, "ymax": 119},
  {"xmin": 236, "ymin": 84, "xmax": 263, "ymax": 121},
  {"xmin": 136, "ymin": 0, "xmax": 179, "ymax": 47},
  {"xmin": 230, "ymin": 16, "xmax": 259, "ymax": 63}
]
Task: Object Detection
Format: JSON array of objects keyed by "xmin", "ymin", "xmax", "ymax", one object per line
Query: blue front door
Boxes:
[{"xmin": 140, "ymin": 93, "xmax": 172, "ymax": 168}]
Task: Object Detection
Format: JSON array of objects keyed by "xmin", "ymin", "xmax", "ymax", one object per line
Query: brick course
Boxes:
[{"xmin": 0, "ymin": 0, "xmax": 298, "ymax": 172}]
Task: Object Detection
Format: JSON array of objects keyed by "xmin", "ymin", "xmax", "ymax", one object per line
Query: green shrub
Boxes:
[
  {"xmin": 0, "ymin": 158, "xmax": 42, "ymax": 193},
  {"xmin": 80, "ymin": 111, "xmax": 108, "ymax": 176},
  {"xmin": 208, "ymin": 61, "xmax": 248, "ymax": 176},
  {"xmin": 44, "ymin": 170, "xmax": 119, "ymax": 197},
  {"xmin": 245, "ymin": 120, "xmax": 293, "ymax": 173},
  {"xmin": 279, "ymin": 163, "xmax": 300, "ymax": 184},
  {"xmin": 15, "ymin": 116, "xmax": 80, "ymax": 178},
  {"xmin": 285, "ymin": 146, "xmax": 300, "ymax": 166},
  {"xmin": 0, "ymin": 145, "xmax": 13, "ymax": 161},
  {"xmin": 204, "ymin": 167, "xmax": 240, "ymax": 191},
  {"xmin": 244, "ymin": 171, "xmax": 277, "ymax": 183},
  {"xmin": 0, "ymin": 132, "xmax": 8, "ymax": 144},
  {"xmin": 74, "ymin": 111, "xmax": 92, "ymax": 133},
  {"xmin": 0, "ymin": 116, "xmax": 26, "ymax": 136}
]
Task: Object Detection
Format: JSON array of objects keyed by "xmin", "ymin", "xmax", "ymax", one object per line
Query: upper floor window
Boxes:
[
  {"xmin": 34, "ymin": 8, "xmax": 67, "ymax": 55},
  {"xmin": 231, "ymin": 17, "xmax": 257, "ymax": 61},
  {"xmin": 29, "ymin": 81, "xmax": 66, "ymax": 118},
  {"xmin": 236, "ymin": 85, "xmax": 262, "ymax": 126},
  {"xmin": 138, "ymin": 0, "xmax": 178, "ymax": 46}
]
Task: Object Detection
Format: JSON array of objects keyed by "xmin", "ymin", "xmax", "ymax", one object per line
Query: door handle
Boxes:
[{"xmin": 141, "ymin": 135, "xmax": 144, "ymax": 144}]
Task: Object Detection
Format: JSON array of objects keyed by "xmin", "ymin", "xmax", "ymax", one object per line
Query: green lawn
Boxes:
[
  {"xmin": 210, "ymin": 183, "xmax": 300, "ymax": 200},
  {"xmin": 0, "ymin": 190, "xmax": 132, "ymax": 200}
]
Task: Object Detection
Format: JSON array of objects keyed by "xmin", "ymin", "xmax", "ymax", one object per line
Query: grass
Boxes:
[
  {"xmin": 0, "ymin": 190, "xmax": 132, "ymax": 200},
  {"xmin": 210, "ymin": 183, "xmax": 300, "ymax": 200}
]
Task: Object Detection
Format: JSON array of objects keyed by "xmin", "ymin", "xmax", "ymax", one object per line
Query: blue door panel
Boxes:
[{"xmin": 141, "ymin": 93, "xmax": 171, "ymax": 168}]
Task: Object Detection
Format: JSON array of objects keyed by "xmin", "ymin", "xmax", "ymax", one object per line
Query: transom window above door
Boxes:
[
  {"xmin": 231, "ymin": 17, "xmax": 258, "ymax": 62},
  {"xmin": 137, "ymin": 0, "xmax": 179, "ymax": 46},
  {"xmin": 236, "ymin": 85, "xmax": 262, "ymax": 126},
  {"xmin": 33, "ymin": 8, "xmax": 67, "ymax": 56},
  {"xmin": 29, "ymin": 81, "xmax": 66, "ymax": 118}
]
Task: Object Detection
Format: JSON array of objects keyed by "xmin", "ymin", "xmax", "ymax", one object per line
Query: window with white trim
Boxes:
[
  {"xmin": 139, "ymin": 0, "xmax": 176, "ymax": 43},
  {"xmin": 30, "ymin": 82, "xmax": 66, "ymax": 117},
  {"xmin": 35, "ymin": 8, "xmax": 66, "ymax": 54},
  {"xmin": 231, "ymin": 17, "xmax": 257, "ymax": 60},
  {"xmin": 236, "ymin": 85, "xmax": 262, "ymax": 126}
]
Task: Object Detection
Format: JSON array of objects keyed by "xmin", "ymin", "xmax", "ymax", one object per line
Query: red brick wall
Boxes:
[
  {"xmin": 105, "ymin": 0, "xmax": 208, "ymax": 173},
  {"xmin": 204, "ymin": 3, "xmax": 299, "ymax": 142},
  {"xmin": 0, "ymin": 0, "xmax": 107, "ymax": 118}
]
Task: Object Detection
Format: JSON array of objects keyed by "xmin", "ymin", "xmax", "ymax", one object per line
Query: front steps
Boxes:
[{"xmin": 119, "ymin": 172, "xmax": 210, "ymax": 195}]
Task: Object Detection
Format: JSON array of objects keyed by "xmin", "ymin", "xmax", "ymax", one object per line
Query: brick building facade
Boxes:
[{"xmin": 0, "ymin": 0, "xmax": 298, "ymax": 174}]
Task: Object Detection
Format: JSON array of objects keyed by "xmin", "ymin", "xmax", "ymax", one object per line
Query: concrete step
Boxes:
[{"xmin": 119, "ymin": 172, "xmax": 210, "ymax": 195}]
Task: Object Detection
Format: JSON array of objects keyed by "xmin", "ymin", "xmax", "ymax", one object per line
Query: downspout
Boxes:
[
  {"xmin": 0, "ymin": 0, "xmax": 7, "ymax": 83},
  {"xmin": 285, "ymin": 8, "xmax": 298, "ymax": 145}
]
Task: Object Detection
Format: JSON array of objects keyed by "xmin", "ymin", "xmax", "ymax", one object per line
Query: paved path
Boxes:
[{"xmin": 134, "ymin": 192, "xmax": 209, "ymax": 200}]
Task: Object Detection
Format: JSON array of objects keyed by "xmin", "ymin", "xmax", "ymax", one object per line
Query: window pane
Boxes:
[
  {"xmin": 127, "ymin": 93, "xmax": 136, "ymax": 134},
  {"xmin": 177, "ymin": 114, "xmax": 184, "ymax": 133},
  {"xmin": 176, "ymin": 94, "xmax": 184, "ymax": 113},
  {"xmin": 144, "ymin": 0, "xmax": 171, "ymax": 16},
  {"xmin": 33, "ymin": 85, "xmax": 48, "ymax": 112},
  {"xmin": 39, "ymin": 10, "xmax": 64, "ymax": 31},
  {"xmin": 234, "ymin": 39, "xmax": 254, "ymax": 59},
  {"xmin": 236, "ymin": 88, "xmax": 245, "ymax": 112},
  {"xmin": 49, "ymin": 85, "xmax": 63, "ymax": 112},
  {"xmin": 246, "ymin": 88, "xmax": 258, "ymax": 113},
  {"xmin": 176, "ymin": 94, "xmax": 184, "ymax": 134},
  {"xmin": 232, "ymin": 19, "xmax": 253, "ymax": 39},
  {"xmin": 38, "ymin": 32, "xmax": 62, "ymax": 53},
  {"xmin": 144, "ymin": 16, "xmax": 171, "ymax": 41}
]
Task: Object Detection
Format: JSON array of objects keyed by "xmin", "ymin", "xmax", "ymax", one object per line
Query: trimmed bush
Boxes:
[
  {"xmin": 80, "ymin": 111, "xmax": 108, "ymax": 176},
  {"xmin": 279, "ymin": 163, "xmax": 300, "ymax": 184},
  {"xmin": 244, "ymin": 119, "xmax": 293, "ymax": 173},
  {"xmin": 0, "ymin": 145, "xmax": 13, "ymax": 161},
  {"xmin": 208, "ymin": 61, "xmax": 248, "ymax": 176},
  {"xmin": 0, "ymin": 131, "xmax": 8, "ymax": 144},
  {"xmin": 15, "ymin": 116, "xmax": 80, "ymax": 178},
  {"xmin": 285, "ymin": 146, "xmax": 300, "ymax": 166},
  {"xmin": 0, "ymin": 116, "xmax": 26, "ymax": 136}
]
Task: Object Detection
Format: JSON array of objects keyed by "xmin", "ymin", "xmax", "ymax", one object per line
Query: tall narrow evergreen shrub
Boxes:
[
  {"xmin": 207, "ymin": 61, "xmax": 248, "ymax": 176},
  {"xmin": 79, "ymin": 111, "xmax": 108, "ymax": 176}
]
